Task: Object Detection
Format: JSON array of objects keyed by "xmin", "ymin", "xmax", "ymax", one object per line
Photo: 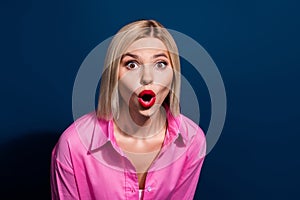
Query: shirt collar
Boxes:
[
  {"xmin": 89, "ymin": 107, "xmax": 188, "ymax": 152},
  {"xmin": 164, "ymin": 107, "xmax": 188, "ymax": 146}
]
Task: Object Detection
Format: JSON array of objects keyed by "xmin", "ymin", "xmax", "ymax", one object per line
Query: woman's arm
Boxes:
[
  {"xmin": 170, "ymin": 130, "xmax": 206, "ymax": 200},
  {"xmin": 50, "ymin": 141, "xmax": 80, "ymax": 200}
]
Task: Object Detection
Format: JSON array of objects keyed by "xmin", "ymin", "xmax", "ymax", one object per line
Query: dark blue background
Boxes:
[{"xmin": 1, "ymin": 0, "xmax": 299, "ymax": 199}]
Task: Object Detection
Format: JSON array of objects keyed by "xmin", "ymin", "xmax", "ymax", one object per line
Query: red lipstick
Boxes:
[{"xmin": 138, "ymin": 90, "xmax": 156, "ymax": 109}]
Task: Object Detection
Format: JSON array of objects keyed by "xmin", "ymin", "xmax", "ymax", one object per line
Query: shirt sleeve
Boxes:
[
  {"xmin": 170, "ymin": 129, "xmax": 206, "ymax": 200},
  {"xmin": 50, "ymin": 143, "xmax": 80, "ymax": 200}
]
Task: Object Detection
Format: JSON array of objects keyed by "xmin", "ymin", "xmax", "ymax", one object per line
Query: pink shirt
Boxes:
[{"xmin": 51, "ymin": 109, "xmax": 206, "ymax": 200}]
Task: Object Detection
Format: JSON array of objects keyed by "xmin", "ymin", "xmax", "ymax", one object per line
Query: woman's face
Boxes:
[{"xmin": 118, "ymin": 37, "xmax": 173, "ymax": 118}]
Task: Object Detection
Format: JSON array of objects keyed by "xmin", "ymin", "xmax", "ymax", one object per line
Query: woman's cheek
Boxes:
[
  {"xmin": 153, "ymin": 70, "xmax": 173, "ymax": 89},
  {"xmin": 118, "ymin": 72, "xmax": 140, "ymax": 98}
]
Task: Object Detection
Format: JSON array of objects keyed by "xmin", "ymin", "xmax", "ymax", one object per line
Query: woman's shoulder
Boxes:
[
  {"xmin": 178, "ymin": 114, "xmax": 206, "ymax": 146},
  {"xmin": 53, "ymin": 112, "xmax": 106, "ymax": 163},
  {"xmin": 178, "ymin": 114, "xmax": 206, "ymax": 159},
  {"xmin": 57, "ymin": 112, "xmax": 98, "ymax": 142}
]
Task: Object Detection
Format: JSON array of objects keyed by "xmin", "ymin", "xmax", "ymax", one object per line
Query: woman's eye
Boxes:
[
  {"xmin": 155, "ymin": 61, "xmax": 168, "ymax": 69},
  {"xmin": 125, "ymin": 61, "xmax": 139, "ymax": 70}
]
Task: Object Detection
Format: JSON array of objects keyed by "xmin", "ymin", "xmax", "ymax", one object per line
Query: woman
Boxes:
[{"xmin": 51, "ymin": 19, "xmax": 206, "ymax": 200}]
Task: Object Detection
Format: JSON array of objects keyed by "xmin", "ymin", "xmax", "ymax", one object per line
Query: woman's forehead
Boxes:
[{"xmin": 125, "ymin": 37, "xmax": 168, "ymax": 53}]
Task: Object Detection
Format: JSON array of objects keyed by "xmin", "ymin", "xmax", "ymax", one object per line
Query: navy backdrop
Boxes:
[{"xmin": 1, "ymin": 0, "xmax": 299, "ymax": 199}]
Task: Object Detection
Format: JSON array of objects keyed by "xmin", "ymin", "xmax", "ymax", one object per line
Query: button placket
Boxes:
[{"xmin": 147, "ymin": 186, "xmax": 152, "ymax": 192}]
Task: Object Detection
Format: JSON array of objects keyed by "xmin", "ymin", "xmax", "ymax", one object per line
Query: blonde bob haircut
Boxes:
[{"xmin": 97, "ymin": 19, "xmax": 181, "ymax": 120}]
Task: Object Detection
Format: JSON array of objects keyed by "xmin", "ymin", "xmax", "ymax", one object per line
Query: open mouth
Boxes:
[{"xmin": 138, "ymin": 90, "xmax": 156, "ymax": 109}]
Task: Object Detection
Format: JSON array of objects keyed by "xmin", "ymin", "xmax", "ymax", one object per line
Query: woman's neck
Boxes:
[{"xmin": 114, "ymin": 104, "xmax": 167, "ymax": 139}]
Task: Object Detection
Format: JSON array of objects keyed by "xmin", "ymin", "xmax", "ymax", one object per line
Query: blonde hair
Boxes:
[{"xmin": 97, "ymin": 19, "xmax": 181, "ymax": 119}]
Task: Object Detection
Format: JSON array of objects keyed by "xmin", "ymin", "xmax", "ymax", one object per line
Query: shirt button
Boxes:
[
  {"xmin": 131, "ymin": 188, "xmax": 135, "ymax": 193},
  {"xmin": 147, "ymin": 186, "xmax": 152, "ymax": 192}
]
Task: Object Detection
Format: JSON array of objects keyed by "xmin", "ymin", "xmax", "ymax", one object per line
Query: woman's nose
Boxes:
[{"xmin": 140, "ymin": 65, "xmax": 153, "ymax": 85}]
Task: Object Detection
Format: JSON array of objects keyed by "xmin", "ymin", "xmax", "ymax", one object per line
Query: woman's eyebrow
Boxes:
[
  {"xmin": 152, "ymin": 53, "xmax": 168, "ymax": 59},
  {"xmin": 121, "ymin": 53, "xmax": 139, "ymax": 59}
]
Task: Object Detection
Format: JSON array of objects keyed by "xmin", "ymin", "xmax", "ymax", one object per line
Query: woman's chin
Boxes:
[{"xmin": 137, "ymin": 103, "xmax": 163, "ymax": 118}]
